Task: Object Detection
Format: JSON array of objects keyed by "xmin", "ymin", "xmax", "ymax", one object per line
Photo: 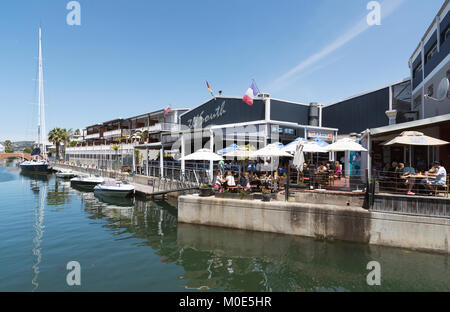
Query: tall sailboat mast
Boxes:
[{"xmin": 37, "ymin": 27, "xmax": 46, "ymax": 153}]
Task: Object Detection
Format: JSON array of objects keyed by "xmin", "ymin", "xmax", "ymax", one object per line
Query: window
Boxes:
[
  {"xmin": 414, "ymin": 63, "xmax": 422, "ymax": 77},
  {"xmin": 427, "ymin": 84, "xmax": 434, "ymax": 97},
  {"xmin": 426, "ymin": 44, "xmax": 437, "ymax": 62},
  {"xmin": 284, "ymin": 128, "xmax": 295, "ymax": 135},
  {"xmin": 445, "ymin": 27, "xmax": 450, "ymax": 41},
  {"xmin": 413, "ymin": 95, "xmax": 421, "ymax": 112},
  {"xmin": 447, "ymin": 70, "xmax": 450, "ymax": 80}
]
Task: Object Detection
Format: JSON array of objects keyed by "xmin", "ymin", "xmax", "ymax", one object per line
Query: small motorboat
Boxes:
[
  {"xmin": 94, "ymin": 181, "xmax": 135, "ymax": 198},
  {"xmin": 70, "ymin": 175, "xmax": 104, "ymax": 191},
  {"xmin": 56, "ymin": 169, "xmax": 78, "ymax": 179}
]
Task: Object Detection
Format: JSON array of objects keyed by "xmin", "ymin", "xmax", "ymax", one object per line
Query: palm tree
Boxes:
[
  {"xmin": 48, "ymin": 128, "xmax": 68, "ymax": 160},
  {"xmin": 133, "ymin": 130, "xmax": 149, "ymax": 143},
  {"xmin": 4, "ymin": 140, "xmax": 11, "ymax": 148}
]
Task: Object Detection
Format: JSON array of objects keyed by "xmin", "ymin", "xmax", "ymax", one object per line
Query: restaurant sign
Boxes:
[{"xmin": 307, "ymin": 130, "xmax": 333, "ymax": 140}]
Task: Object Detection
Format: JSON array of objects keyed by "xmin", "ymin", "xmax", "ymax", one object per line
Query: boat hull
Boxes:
[
  {"xmin": 70, "ymin": 180, "xmax": 102, "ymax": 191},
  {"xmin": 93, "ymin": 188, "xmax": 134, "ymax": 198},
  {"xmin": 20, "ymin": 163, "xmax": 49, "ymax": 173}
]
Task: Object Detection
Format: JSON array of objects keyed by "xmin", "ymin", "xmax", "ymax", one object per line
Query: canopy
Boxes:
[
  {"xmin": 382, "ymin": 131, "xmax": 449, "ymax": 146},
  {"xmin": 181, "ymin": 149, "xmax": 223, "ymax": 161},
  {"xmin": 326, "ymin": 138, "xmax": 367, "ymax": 152},
  {"xmin": 282, "ymin": 138, "xmax": 306, "ymax": 153},
  {"xmin": 283, "ymin": 140, "xmax": 327, "ymax": 153},
  {"xmin": 251, "ymin": 143, "xmax": 293, "ymax": 158},
  {"xmin": 312, "ymin": 138, "xmax": 330, "ymax": 148},
  {"xmin": 217, "ymin": 144, "xmax": 240, "ymax": 155},
  {"xmin": 223, "ymin": 145, "xmax": 256, "ymax": 159}
]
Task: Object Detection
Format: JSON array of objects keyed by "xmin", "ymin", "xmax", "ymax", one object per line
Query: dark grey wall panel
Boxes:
[
  {"xmin": 270, "ymin": 100, "xmax": 309, "ymax": 125},
  {"xmin": 323, "ymin": 87, "xmax": 390, "ymax": 134},
  {"xmin": 180, "ymin": 97, "xmax": 265, "ymax": 128}
]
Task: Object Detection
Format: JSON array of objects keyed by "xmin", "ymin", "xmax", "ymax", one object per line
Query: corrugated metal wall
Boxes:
[{"xmin": 323, "ymin": 87, "xmax": 390, "ymax": 134}]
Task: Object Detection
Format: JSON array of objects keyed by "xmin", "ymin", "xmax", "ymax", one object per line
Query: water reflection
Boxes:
[
  {"xmin": 15, "ymin": 168, "xmax": 450, "ymax": 292},
  {"xmin": 31, "ymin": 178, "xmax": 47, "ymax": 291}
]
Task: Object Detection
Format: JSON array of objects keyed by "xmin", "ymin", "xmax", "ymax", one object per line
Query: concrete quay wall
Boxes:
[{"xmin": 178, "ymin": 195, "xmax": 450, "ymax": 254}]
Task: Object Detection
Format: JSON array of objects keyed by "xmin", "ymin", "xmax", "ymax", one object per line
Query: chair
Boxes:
[{"xmin": 433, "ymin": 176, "xmax": 449, "ymax": 198}]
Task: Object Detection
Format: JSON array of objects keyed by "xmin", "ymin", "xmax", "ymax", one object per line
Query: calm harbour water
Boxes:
[{"xmin": 0, "ymin": 161, "xmax": 449, "ymax": 292}]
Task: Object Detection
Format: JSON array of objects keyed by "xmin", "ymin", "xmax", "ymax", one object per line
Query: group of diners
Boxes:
[
  {"xmin": 214, "ymin": 170, "xmax": 282, "ymax": 193},
  {"xmin": 375, "ymin": 160, "xmax": 447, "ymax": 196}
]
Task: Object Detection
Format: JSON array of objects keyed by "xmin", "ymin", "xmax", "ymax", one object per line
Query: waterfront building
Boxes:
[
  {"xmin": 0, "ymin": 143, "xmax": 5, "ymax": 153},
  {"xmin": 65, "ymin": 108, "xmax": 188, "ymax": 171},
  {"xmin": 409, "ymin": 0, "xmax": 450, "ymax": 120},
  {"xmin": 323, "ymin": 79, "xmax": 412, "ymax": 135},
  {"xmin": 176, "ymin": 94, "xmax": 338, "ymax": 179}
]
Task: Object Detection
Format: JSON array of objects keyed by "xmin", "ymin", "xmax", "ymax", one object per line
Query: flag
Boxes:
[
  {"xmin": 243, "ymin": 81, "xmax": 259, "ymax": 106},
  {"xmin": 164, "ymin": 105, "xmax": 171, "ymax": 116},
  {"xmin": 206, "ymin": 81, "xmax": 215, "ymax": 98}
]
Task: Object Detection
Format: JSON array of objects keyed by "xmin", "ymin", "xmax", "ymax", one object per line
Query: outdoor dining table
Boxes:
[{"xmin": 408, "ymin": 174, "xmax": 435, "ymax": 179}]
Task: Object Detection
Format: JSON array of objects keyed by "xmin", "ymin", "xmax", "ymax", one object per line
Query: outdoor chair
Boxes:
[{"xmin": 433, "ymin": 176, "xmax": 449, "ymax": 198}]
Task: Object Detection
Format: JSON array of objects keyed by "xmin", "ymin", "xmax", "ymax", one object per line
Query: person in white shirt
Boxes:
[
  {"xmin": 425, "ymin": 161, "xmax": 447, "ymax": 191},
  {"xmin": 225, "ymin": 171, "xmax": 236, "ymax": 187}
]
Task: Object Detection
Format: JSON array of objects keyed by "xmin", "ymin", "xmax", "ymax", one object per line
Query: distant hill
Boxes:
[{"xmin": 0, "ymin": 141, "xmax": 35, "ymax": 152}]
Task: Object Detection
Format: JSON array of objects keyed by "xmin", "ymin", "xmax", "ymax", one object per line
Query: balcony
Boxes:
[
  {"xmin": 85, "ymin": 133, "xmax": 100, "ymax": 139},
  {"xmin": 135, "ymin": 123, "xmax": 181, "ymax": 133},
  {"xmin": 103, "ymin": 129, "xmax": 122, "ymax": 138}
]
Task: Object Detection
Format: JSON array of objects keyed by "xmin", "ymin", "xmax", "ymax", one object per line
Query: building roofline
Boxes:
[
  {"xmin": 326, "ymin": 78, "xmax": 410, "ymax": 107},
  {"xmin": 369, "ymin": 113, "xmax": 450, "ymax": 135},
  {"xmin": 179, "ymin": 96, "xmax": 309, "ymax": 120}
]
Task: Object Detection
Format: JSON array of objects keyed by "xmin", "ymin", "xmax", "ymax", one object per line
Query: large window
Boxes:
[
  {"xmin": 413, "ymin": 63, "xmax": 422, "ymax": 77},
  {"xmin": 445, "ymin": 27, "xmax": 450, "ymax": 41},
  {"xmin": 426, "ymin": 44, "xmax": 437, "ymax": 62}
]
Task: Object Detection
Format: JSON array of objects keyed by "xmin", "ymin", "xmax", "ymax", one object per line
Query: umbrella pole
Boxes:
[{"xmin": 409, "ymin": 145, "xmax": 412, "ymax": 168}]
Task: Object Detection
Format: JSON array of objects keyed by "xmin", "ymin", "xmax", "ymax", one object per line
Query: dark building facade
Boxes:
[{"xmin": 322, "ymin": 80, "xmax": 412, "ymax": 135}]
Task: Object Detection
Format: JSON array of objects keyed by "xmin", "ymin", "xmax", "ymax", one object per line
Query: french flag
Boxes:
[
  {"xmin": 243, "ymin": 81, "xmax": 259, "ymax": 106},
  {"xmin": 164, "ymin": 105, "xmax": 171, "ymax": 116}
]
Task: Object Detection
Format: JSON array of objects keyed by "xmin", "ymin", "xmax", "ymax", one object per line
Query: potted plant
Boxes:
[
  {"xmin": 199, "ymin": 184, "xmax": 214, "ymax": 197},
  {"xmin": 239, "ymin": 189, "xmax": 250, "ymax": 199},
  {"xmin": 261, "ymin": 187, "xmax": 271, "ymax": 202}
]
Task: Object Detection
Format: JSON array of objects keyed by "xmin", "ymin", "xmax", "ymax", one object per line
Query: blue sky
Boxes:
[{"xmin": 0, "ymin": 0, "xmax": 445, "ymax": 141}]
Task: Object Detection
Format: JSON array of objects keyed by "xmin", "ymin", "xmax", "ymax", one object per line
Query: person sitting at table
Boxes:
[
  {"xmin": 423, "ymin": 161, "xmax": 447, "ymax": 194},
  {"xmin": 238, "ymin": 172, "xmax": 247, "ymax": 187},
  {"xmin": 397, "ymin": 163, "xmax": 416, "ymax": 195},
  {"xmin": 225, "ymin": 171, "xmax": 236, "ymax": 187},
  {"xmin": 214, "ymin": 170, "xmax": 225, "ymax": 191},
  {"xmin": 335, "ymin": 161, "xmax": 342, "ymax": 177}
]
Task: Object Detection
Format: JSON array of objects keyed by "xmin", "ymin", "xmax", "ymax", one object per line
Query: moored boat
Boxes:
[
  {"xmin": 70, "ymin": 175, "xmax": 104, "ymax": 191},
  {"xmin": 55, "ymin": 169, "xmax": 78, "ymax": 179},
  {"xmin": 94, "ymin": 181, "xmax": 135, "ymax": 198},
  {"xmin": 20, "ymin": 160, "xmax": 49, "ymax": 173}
]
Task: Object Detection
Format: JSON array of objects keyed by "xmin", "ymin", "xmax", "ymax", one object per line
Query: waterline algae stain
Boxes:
[{"xmin": 0, "ymin": 161, "xmax": 449, "ymax": 291}]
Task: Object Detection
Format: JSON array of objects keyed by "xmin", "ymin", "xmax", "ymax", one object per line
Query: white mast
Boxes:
[{"xmin": 37, "ymin": 27, "xmax": 46, "ymax": 154}]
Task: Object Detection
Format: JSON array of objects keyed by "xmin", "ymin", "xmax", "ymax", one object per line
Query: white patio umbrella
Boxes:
[
  {"xmin": 282, "ymin": 141, "xmax": 328, "ymax": 153},
  {"xmin": 382, "ymin": 131, "xmax": 449, "ymax": 167},
  {"xmin": 251, "ymin": 143, "xmax": 293, "ymax": 158},
  {"xmin": 326, "ymin": 138, "xmax": 367, "ymax": 186},
  {"xmin": 181, "ymin": 148, "xmax": 223, "ymax": 161},
  {"xmin": 326, "ymin": 138, "xmax": 368, "ymax": 152},
  {"xmin": 382, "ymin": 131, "xmax": 449, "ymax": 147},
  {"xmin": 223, "ymin": 146, "xmax": 256, "ymax": 159}
]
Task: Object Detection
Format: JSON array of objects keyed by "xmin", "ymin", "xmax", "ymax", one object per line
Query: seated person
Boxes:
[
  {"xmin": 424, "ymin": 161, "xmax": 447, "ymax": 193},
  {"xmin": 225, "ymin": 171, "xmax": 236, "ymax": 187},
  {"xmin": 238, "ymin": 173, "xmax": 247, "ymax": 187},
  {"xmin": 214, "ymin": 170, "xmax": 224, "ymax": 190},
  {"xmin": 335, "ymin": 161, "xmax": 342, "ymax": 176},
  {"xmin": 398, "ymin": 163, "xmax": 416, "ymax": 195}
]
